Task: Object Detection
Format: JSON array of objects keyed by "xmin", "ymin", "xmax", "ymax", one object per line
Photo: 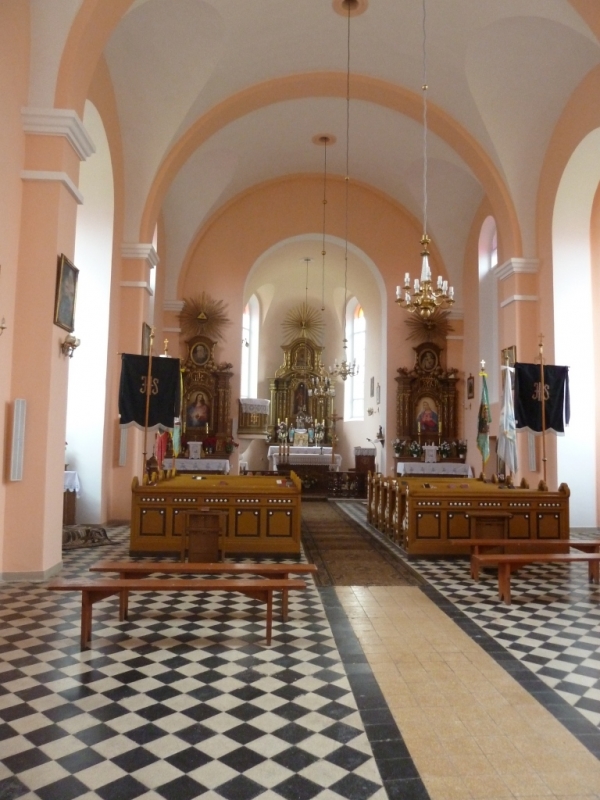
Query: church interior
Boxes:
[{"xmin": 1, "ymin": 2, "xmax": 600, "ymax": 798}]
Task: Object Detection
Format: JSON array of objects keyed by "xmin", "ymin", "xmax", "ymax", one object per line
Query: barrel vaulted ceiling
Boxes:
[{"xmin": 34, "ymin": 1, "xmax": 600, "ymax": 305}]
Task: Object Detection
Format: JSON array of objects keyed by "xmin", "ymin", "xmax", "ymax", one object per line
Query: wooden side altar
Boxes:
[{"xmin": 130, "ymin": 473, "xmax": 302, "ymax": 555}]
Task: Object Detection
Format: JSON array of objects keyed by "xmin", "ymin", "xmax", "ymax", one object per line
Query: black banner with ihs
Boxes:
[
  {"xmin": 514, "ymin": 363, "xmax": 570, "ymax": 434},
  {"xmin": 118, "ymin": 354, "xmax": 181, "ymax": 430}
]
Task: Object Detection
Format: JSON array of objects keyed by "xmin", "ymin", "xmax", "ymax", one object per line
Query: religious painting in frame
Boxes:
[
  {"xmin": 467, "ymin": 374, "xmax": 474, "ymax": 399},
  {"xmin": 54, "ymin": 254, "xmax": 79, "ymax": 333},
  {"xmin": 501, "ymin": 345, "xmax": 517, "ymax": 367},
  {"xmin": 370, "ymin": 376, "xmax": 375, "ymax": 397},
  {"xmin": 141, "ymin": 323, "xmax": 152, "ymax": 355},
  {"xmin": 416, "ymin": 396, "xmax": 439, "ymax": 433}
]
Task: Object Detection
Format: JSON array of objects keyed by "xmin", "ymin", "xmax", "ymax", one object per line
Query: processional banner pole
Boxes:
[
  {"xmin": 142, "ymin": 328, "xmax": 155, "ymax": 482},
  {"xmin": 538, "ymin": 334, "xmax": 547, "ymax": 485}
]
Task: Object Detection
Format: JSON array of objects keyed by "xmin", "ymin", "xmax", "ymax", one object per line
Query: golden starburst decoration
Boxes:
[
  {"xmin": 282, "ymin": 303, "xmax": 324, "ymax": 344},
  {"xmin": 405, "ymin": 308, "xmax": 453, "ymax": 345},
  {"xmin": 179, "ymin": 292, "xmax": 230, "ymax": 340}
]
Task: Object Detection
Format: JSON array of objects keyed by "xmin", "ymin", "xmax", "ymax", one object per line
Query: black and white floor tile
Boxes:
[
  {"xmin": 338, "ymin": 501, "xmax": 600, "ymax": 748},
  {"xmin": 0, "ymin": 527, "xmax": 429, "ymax": 800}
]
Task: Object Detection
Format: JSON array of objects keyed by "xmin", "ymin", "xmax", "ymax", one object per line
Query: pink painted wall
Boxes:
[{"xmin": 0, "ymin": 1, "xmax": 29, "ymax": 570}]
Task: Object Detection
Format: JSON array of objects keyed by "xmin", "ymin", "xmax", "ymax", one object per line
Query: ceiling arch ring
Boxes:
[{"xmin": 141, "ymin": 72, "xmax": 522, "ymax": 258}]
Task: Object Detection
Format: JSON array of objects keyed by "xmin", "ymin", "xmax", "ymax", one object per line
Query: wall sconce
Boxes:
[
  {"xmin": 0, "ymin": 317, "xmax": 6, "ymax": 336},
  {"xmin": 61, "ymin": 333, "xmax": 81, "ymax": 358}
]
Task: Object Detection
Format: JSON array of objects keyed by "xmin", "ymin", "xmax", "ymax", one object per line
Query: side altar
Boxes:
[{"xmin": 130, "ymin": 473, "xmax": 302, "ymax": 555}]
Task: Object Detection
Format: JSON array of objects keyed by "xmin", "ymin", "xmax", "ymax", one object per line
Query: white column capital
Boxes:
[
  {"xmin": 495, "ymin": 258, "xmax": 539, "ymax": 281},
  {"xmin": 164, "ymin": 300, "xmax": 185, "ymax": 313},
  {"xmin": 21, "ymin": 107, "xmax": 95, "ymax": 161},
  {"xmin": 121, "ymin": 244, "xmax": 159, "ymax": 269}
]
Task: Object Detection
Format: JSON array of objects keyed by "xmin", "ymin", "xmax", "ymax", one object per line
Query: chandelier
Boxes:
[
  {"xmin": 308, "ymin": 366, "xmax": 336, "ymax": 399},
  {"xmin": 330, "ymin": 0, "xmax": 358, "ymax": 382},
  {"xmin": 395, "ymin": 0, "xmax": 454, "ymax": 320}
]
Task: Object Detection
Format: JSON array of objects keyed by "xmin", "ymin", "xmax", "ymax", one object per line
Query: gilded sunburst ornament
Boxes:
[
  {"xmin": 179, "ymin": 293, "xmax": 230, "ymax": 340},
  {"xmin": 282, "ymin": 303, "xmax": 324, "ymax": 344},
  {"xmin": 405, "ymin": 308, "xmax": 453, "ymax": 345}
]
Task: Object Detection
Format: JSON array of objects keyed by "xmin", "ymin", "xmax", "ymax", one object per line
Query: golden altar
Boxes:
[{"xmin": 130, "ymin": 473, "xmax": 301, "ymax": 555}]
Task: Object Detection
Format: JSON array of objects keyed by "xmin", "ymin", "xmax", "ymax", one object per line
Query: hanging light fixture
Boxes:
[
  {"xmin": 329, "ymin": 0, "xmax": 358, "ymax": 382},
  {"xmin": 395, "ymin": 0, "xmax": 454, "ymax": 320}
]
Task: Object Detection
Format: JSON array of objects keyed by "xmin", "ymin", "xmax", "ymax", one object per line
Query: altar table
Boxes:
[
  {"xmin": 162, "ymin": 458, "xmax": 230, "ymax": 474},
  {"xmin": 397, "ymin": 461, "xmax": 472, "ymax": 477},
  {"xmin": 267, "ymin": 446, "xmax": 341, "ymax": 471}
]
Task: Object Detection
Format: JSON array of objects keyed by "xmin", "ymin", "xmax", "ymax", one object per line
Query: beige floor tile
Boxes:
[
  {"xmin": 411, "ymin": 752, "xmax": 460, "ymax": 778},
  {"xmin": 541, "ymin": 770, "xmax": 600, "ymax": 795},
  {"xmin": 500, "ymin": 770, "xmax": 553, "ymax": 796},
  {"xmin": 423, "ymin": 775, "xmax": 475, "ymax": 799},
  {"xmin": 462, "ymin": 772, "xmax": 513, "ymax": 798}
]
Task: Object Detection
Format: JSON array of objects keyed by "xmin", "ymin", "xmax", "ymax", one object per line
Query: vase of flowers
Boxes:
[
  {"xmin": 409, "ymin": 440, "xmax": 422, "ymax": 458},
  {"xmin": 457, "ymin": 439, "xmax": 467, "ymax": 459},
  {"xmin": 224, "ymin": 436, "xmax": 238, "ymax": 454},
  {"xmin": 393, "ymin": 438, "xmax": 405, "ymax": 457},
  {"xmin": 439, "ymin": 441, "xmax": 452, "ymax": 459}
]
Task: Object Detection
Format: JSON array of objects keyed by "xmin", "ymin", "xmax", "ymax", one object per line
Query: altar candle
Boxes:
[{"xmin": 404, "ymin": 272, "xmax": 410, "ymax": 286}]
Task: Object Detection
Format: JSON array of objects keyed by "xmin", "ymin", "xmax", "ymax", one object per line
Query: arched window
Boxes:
[
  {"xmin": 241, "ymin": 294, "xmax": 259, "ymax": 398},
  {"xmin": 344, "ymin": 298, "xmax": 366, "ymax": 420},
  {"xmin": 478, "ymin": 216, "xmax": 498, "ymax": 402}
]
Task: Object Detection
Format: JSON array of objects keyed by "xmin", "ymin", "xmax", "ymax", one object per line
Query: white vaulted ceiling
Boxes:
[{"xmin": 67, "ymin": 1, "xmax": 600, "ymax": 298}]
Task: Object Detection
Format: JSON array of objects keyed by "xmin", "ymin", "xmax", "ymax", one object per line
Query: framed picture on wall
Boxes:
[
  {"xmin": 501, "ymin": 345, "xmax": 517, "ymax": 367},
  {"xmin": 141, "ymin": 323, "xmax": 152, "ymax": 355},
  {"xmin": 370, "ymin": 377, "xmax": 375, "ymax": 397},
  {"xmin": 376, "ymin": 383, "xmax": 380, "ymax": 405},
  {"xmin": 467, "ymin": 374, "xmax": 475, "ymax": 399},
  {"xmin": 54, "ymin": 254, "xmax": 79, "ymax": 333}
]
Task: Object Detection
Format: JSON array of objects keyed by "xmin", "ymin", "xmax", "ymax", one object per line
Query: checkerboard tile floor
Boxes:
[
  {"xmin": 0, "ymin": 528, "xmax": 395, "ymax": 800},
  {"xmin": 338, "ymin": 502, "xmax": 600, "ymax": 734}
]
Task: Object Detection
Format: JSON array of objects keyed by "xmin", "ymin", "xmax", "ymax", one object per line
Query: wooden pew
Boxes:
[
  {"xmin": 89, "ymin": 560, "xmax": 318, "ymax": 622},
  {"xmin": 449, "ymin": 538, "xmax": 600, "ymax": 579},
  {"xmin": 470, "ymin": 552, "xmax": 600, "ymax": 604},
  {"xmin": 48, "ymin": 576, "xmax": 306, "ymax": 648}
]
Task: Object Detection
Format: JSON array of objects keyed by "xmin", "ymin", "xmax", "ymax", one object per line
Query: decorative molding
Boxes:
[
  {"xmin": 495, "ymin": 258, "xmax": 539, "ymax": 281},
  {"xmin": 163, "ymin": 326, "xmax": 182, "ymax": 333},
  {"xmin": 121, "ymin": 243, "xmax": 159, "ymax": 269},
  {"xmin": 164, "ymin": 299, "xmax": 185, "ymax": 312},
  {"xmin": 500, "ymin": 294, "xmax": 538, "ymax": 308},
  {"xmin": 448, "ymin": 308, "xmax": 464, "ymax": 320},
  {"xmin": 120, "ymin": 281, "xmax": 153, "ymax": 296},
  {"xmin": 446, "ymin": 335, "xmax": 464, "ymax": 340},
  {"xmin": 21, "ymin": 170, "xmax": 84, "ymax": 204},
  {"xmin": 21, "ymin": 107, "xmax": 95, "ymax": 160}
]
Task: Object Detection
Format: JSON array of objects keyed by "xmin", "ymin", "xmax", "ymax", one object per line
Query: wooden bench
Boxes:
[
  {"xmin": 48, "ymin": 577, "xmax": 306, "ymax": 648},
  {"xmin": 449, "ymin": 539, "xmax": 600, "ymax": 580},
  {"xmin": 89, "ymin": 561, "xmax": 318, "ymax": 622},
  {"xmin": 470, "ymin": 552, "xmax": 600, "ymax": 604}
]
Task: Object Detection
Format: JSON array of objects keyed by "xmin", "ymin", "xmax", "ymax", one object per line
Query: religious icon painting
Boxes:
[{"xmin": 54, "ymin": 254, "xmax": 79, "ymax": 333}]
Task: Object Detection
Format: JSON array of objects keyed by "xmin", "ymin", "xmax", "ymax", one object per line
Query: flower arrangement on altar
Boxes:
[
  {"xmin": 277, "ymin": 420, "xmax": 288, "ymax": 441},
  {"xmin": 314, "ymin": 421, "xmax": 325, "ymax": 441},
  {"xmin": 439, "ymin": 440, "xmax": 452, "ymax": 458},
  {"xmin": 202, "ymin": 435, "xmax": 217, "ymax": 454},
  {"xmin": 457, "ymin": 439, "xmax": 467, "ymax": 457},
  {"xmin": 409, "ymin": 440, "xmax": 422, "ymax": 458},
  {"xmin": 393, "ymin": 438, "xmax": 406, "ymax": 456},
  {"xmin": 224, "ymin": 436, "xmax": 239, "ymax": 454}
]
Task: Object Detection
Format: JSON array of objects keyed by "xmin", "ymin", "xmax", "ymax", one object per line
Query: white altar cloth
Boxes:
[
  {"xmin": 163, "ymin": 458, "xmax": 230, "ymax": 474},
  {"xmin": 64, "ymin": 471, "xmax": 81, "ymax": 495},
  {"xmin": 267, "ymin": 446, "xmax": 341, "ymax": 471},
  {"xmin": 397, "ymin": 461, "xmax": 473, "ymax": 477}
]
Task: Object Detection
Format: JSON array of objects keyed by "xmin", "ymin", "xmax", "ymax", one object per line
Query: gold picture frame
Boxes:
[
  {"xmin": 501, "ymin": 345, "xmax": 517, "ymax": 367},
  {"xmin": 141, "ymin": 323, "xmax": 152, "ymax": 355},
  {"xmin": 54, "ymin": 254, "xmax": 79, "ymax": 333}
]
